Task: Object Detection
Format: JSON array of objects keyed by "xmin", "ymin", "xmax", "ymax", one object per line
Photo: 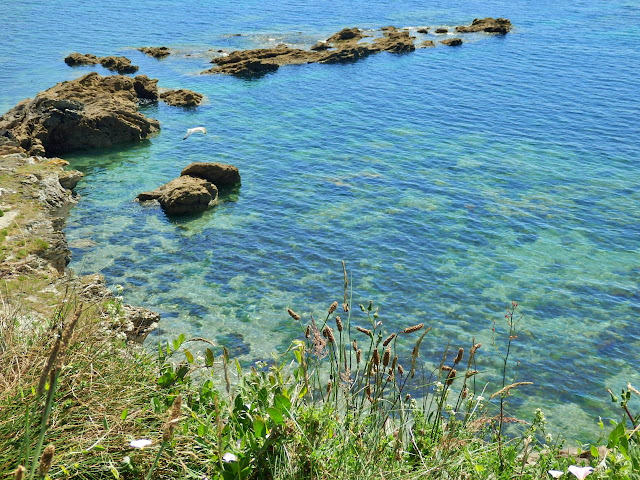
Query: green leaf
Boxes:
[
  {"xmin": 94, "ymin": 445, "xmax": 105, "ymax": 451},
  {"xmin": 253, "ymin": 417, "xmax": 266, "ymax": 438},
  {"xmin": 474, "ymin": 464, "xmax": 485, "ymax": 473},
  {"xmin": 184, "ymin": 349, "xmax": 194, "ymax": 364},
  {"xmin": 110, "ymin": 465, "xmax": 120, "ymax": 479},
  {"xmin": 205, "ymin": 348, "xmax": 215, "ymax": 367},
  {"xmin": 235, "ymin": 359, "xmax": 243, "ymax": 376},
  {"xmin": 275, "ymin": 393, "xmax": 291, "ymax": 411},
  {"xmin": 590, "ymin": 445, "xmax": 599, "ymax": 459},
  {"xmin": 608, "ymin": 421, "xmax": 626, "ymax": 448},
  {"xmin": 121, "ymin": 409, "xmax": 128, "ymax": 421},
  {"xmin": 266, "ymin": 407, "xmax": 284, "ymax": 424}
]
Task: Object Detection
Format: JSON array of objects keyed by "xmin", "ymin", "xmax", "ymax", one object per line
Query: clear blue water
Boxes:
[{"xmin": 2, "ymin": 0, "xmax": 639, "ymax": 440}]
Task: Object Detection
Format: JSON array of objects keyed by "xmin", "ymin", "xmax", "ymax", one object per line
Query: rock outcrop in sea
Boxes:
[
  {"xmin": 204, "ymin": 18, "xmax": 511, "ymax": 78},
  {"xmin": 137, "ymin": 162, "xmax": 241, "ymax": 215},
  {"xmin": 0, "ymin": 72, "xmax": 160, "ymax": 156},
  {"xmin": 137, "ymin": 46, "xmax": 171, "ymax": 58},
  {"xmin": 159, "ymin": 89, "xmax": 204, "ymax": 107},
  {"xmin": 64, "ymin": 53, "xmax": 139, "ymax": 74}
]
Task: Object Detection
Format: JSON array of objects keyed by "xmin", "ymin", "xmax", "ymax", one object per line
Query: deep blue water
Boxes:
[{"xmin": 1, "ymin": 0, "xmax": 639, "ymax": 440}]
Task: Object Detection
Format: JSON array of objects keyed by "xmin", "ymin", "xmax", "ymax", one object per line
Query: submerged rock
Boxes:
[
  {"xmin": 417, "ymin": 28, "xmax": 429, "ymax": 34},
  {"xmin": 137, "ymin": 176, "xmax": 218, "ymax": 215},
  {"xmin": 137, "ymin": 46, "xmax": 171, "ymax": 58},
  {"xmin": 181, "ymin": 162, "xmax": 241, "ymax": 187},
  {"xmin": 455, "ymin": 17, "xmax": 512, "ymax": 34},
  {"xmin": 159, "ymin": 89, "xmax": 204, "ymax": 107},
  {"xmin": 435, "ymin": 28, "xmax": 449, "ymax": 34},
  {"xmin": 0, "ymin": 72, "xmax": 160, "ymax": 156},
  {"xmin": 420, "ymin": 40, "xmax": 436, "ymax": 48},
  {"xmin": 441, "ymin": 38, "xmax": 463, "ymax": 46}
]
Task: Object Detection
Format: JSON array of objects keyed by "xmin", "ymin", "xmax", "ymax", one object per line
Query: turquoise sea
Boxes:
[{"xmin": 1, "ymin": 0, "xmax": 639, "ymax": 440}]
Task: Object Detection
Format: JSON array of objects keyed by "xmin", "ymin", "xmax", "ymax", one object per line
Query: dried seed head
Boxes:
[
  {"xmin": 38, "ymin": 444, "xmax": 55, "ymax": 477},
  {"xmin": 382, "ymin": 333, "xmax": 396, "ymax": 347},
  {"xmin": 352, "ymin": 339, "xmax": 358, "ymax": 351},
  {"xmin": 367, "ymin": 394, "xmax": 375, "ymax": 403},
  {"xmin": 441, "ymin": 365, "xmax": 453, "ymax": 372},
  {"xmin": 403, "ymin": 323, "xmax": 424, "ymax": 334},
  {"xmin": 356, "ymin": 326, "xmax": 372, "ymax": 336},
  {"xmin": 466, "ymin": 370, "xmax": 479, "ymax": 378},
  {"xmin": 37, "ymin": 334, "xmax": 62, "ymax": 397},
  {"xmin": 365, "ymin": 384, "xmax": 371, "ymax": 396},
  {"xmin": 372, "ymin": 348, "xmax": 380, "ymax": 365},
  {"xmin": 327, "ymin": 380, "xmax": 333, "ymax": 394},
  {"xmin": 162, "ymin": 395, "xmax": 182, "ymax": 442},
  {"xmin": 356, "ymin": 349, "xmax": 362, "ymax": 363},
  {"xmin": 335, "ymin": 316, "xmax": 343, "ymax": 332},
  {"xmin": 13, "ymin": 466, "xmax": 26, "ymax": 480},
  {"xmin": 287, "ymin": 308, "xmax": 301, "ymax": 321},
  {"xmin": 446, "ymin": 369, "xmax": 457, "ymax": 385},
  {"xmin": 454, "ymin": 348, "xmax": 464, "ymax": 365},
  {"xmin": 411, "ymin": 344, "xmax": 419, "ymax": 360},
  {"xmin": 382, "ymin": 347, "xmax": 391, "ymax": 367},
  {"xmin": 343, "ymin": 302, "xmax": 349, "ymax": 312},
  {"xmin": 405, "ymin": 393, "xmax": 411, "ymax": 401},
  {"xmin": 397, "ymin": 364, "xmax": 404, "ymax": 375},
  {"xmin": 323, "ymin": 326, "xmax": 336, "ymax": 343},
  {"xmin": 462, "ymin": 387, "xmax": 469, "ymax": 399},
  {"xmin": 470, "ymin": 343, "xmax": 482, "ymax": 356},
  {"xmin": 328, "ymin": 301, "xmax": 338, "ymax": 314},
  {"xmin": 305, "ymin": 325, "xmax": 311, "ymax": 338},
  {"xmin": 391, "ymin": 356, "xmax": 398, "ymax": 371}
]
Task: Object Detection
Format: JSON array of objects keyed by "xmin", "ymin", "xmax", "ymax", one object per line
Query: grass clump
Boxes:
[{"xmin": 1, "ymin": 266, "xmax": 639, "ymax": 479}]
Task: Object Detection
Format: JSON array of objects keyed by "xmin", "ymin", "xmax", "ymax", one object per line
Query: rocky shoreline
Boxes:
[{"xmin": 0, "ymin": 16, "xmax": 511, "ymax": 343}]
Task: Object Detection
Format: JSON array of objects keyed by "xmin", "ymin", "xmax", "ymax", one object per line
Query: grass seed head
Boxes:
[
  {"xmin": 382, "ymin": 347, "xmax": 390, "ymax": 367},
  {"xmin": 335, "ymin": 316, "xmax": 343, "ymax": 332},
  {"xmin": 14, "ymin": 465, "xmax": 26, "ymax": 480},
  {"xmin": 372, "ymin": 348, "xmax": 380, "ymax": 365},
  {"xmin": 454, "ymin": 347, "xmax": 464, "ymax": 365},
  {"xmin": 287, "ymin": 308, "xmax": 301, "ymax": 321},
  {"xmin": 382, "ymin": 333, "xmax": 396, "ymax": 347},
  {"xmin": 403, "ymin": 323, "xmax": 424, "ymax": 334},
  {"xmin": 446, "ymin": 368, "xmax": 457, "ymax": 385},
  {"xmin": 38, "ymin": 444, "xmax": 55, "ymax": 477},
  {"xmin": 328, "ymin": 301, "xmax": 338, "ymax": 314},
  {"xmin": 356, "ymin": 326, "xmax": 372, "ymax": 337}
]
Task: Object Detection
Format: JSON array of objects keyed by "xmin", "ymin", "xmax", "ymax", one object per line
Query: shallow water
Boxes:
[{"xmin": 1, "ymin": 0, "xmax": 639, "ymax": 440}]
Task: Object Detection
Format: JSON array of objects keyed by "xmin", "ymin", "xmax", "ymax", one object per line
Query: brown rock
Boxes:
[
  {"xmin": 310, "ymin": 41, "xmax": 331, "ymax": 51},
  {"xmin": 319, "ymin": 44, "xmax": 377, "ymax": 64},
  {"xmin": 420, "ymin": 40, "xmax": 436, "ymax": 48},
  {"xmin": 64, "ymin": 53, "xmax": 99, "ymax": 66},
  {"xmin": 435, "ymin": 28, "xmax": 449, "ymax": 34},
  {"xmin": 326, "ymin": 28, "xmax": 365, "ymax": 43},
  {"xmin": 137, "ymin": 46, "xmax": 171, "ymax": 58},
  {"xmin": 132, "ymin": 75, "xmax": 159, "ymax": 100},
  {"xmin": 417, "ymin": 28, "xmax": 429, "ymax": 34},
  {"xmin": 99, "ymin": 56, "xmax": 139, "ymax": 74},
  {"xmin": 58, "ymin": 170, "xmax": 84, "ymax": 190},
  {"xmin": 455, "ymin": 17, "xmax": 512, "ymax": 34},
  {"xmin": 441, "ymin": 38, "xmax": 463, "ymax": 46},
  {"xmin": 374, "ymin": 29, "xmax": 416, "ymax": 53},
  {"xmin": 0, "ymin": 72, "xmax": 160, "ymax": 156},
  {"xmin": 159, "ymin": 89, "xmax": 204, "ymax": 107},
  {"xmin": 138, "ymin": 176, "xmax": 218, "ymax": 215},
  {"xmin": 181, "ymin": 162, "xmax": 241, "ymax": 187},
  {"xmin": 121, "ymin": 305, "xmax": 159, "ymax": 342}
]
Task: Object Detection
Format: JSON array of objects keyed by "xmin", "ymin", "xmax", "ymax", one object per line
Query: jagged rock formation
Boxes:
[
  {"xmin": 137, "ymin": 46, "xmax": 171, "ymax": 58},
  {"xmin": 0, "ymin": 72, "xmax": 160, "ymax": 156},
  {"xmin": 159, "ymin": 89, "xmax": 203, "ymax": 107},
  {"xmin": 64, "ymin": 53, "xmax": 139, "ymax": 74},
  {"xmin": 204, "ymin": 19, "xmax": 509, "ymax": 77},
  {"xmin": 455, "ymin": 17, "xmax": 512, "ymax": 34}
]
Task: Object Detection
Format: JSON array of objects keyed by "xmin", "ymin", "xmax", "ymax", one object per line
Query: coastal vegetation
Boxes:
[{"xmin": 1, "ymin": 281, "xmax": 639, "ymax": 479}]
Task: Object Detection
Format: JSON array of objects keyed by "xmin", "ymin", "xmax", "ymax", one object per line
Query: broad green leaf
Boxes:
[
  {"xmin": 253, "ymin": 417, "xmax": 266, "ymax": 438},
  {"xmin": 266, "ymin": 407, "xmax": 284, "ymax": 424},
  {"xmin": 184, "ymin": 349, "xmax": 194, "ymax": 364},
  {"xmin": 121, "ymin": 409, "xmax": 128, "ymax": 421},
  {"xmin": 205, "ymin": 348, "xmax": 215, "ymax": 367},
  {"xmin": 275, "ymin": 393, "xmax": 291, "ymax": 411}
]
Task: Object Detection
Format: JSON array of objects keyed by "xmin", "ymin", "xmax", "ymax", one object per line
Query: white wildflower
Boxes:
[
  {"xmin": 568, "ymin": 466, "xmax": 594, "ymax": 480},
  {"xmin": 130, "ymin": 439, "xmax": 152, "ymax": 449},
  {"xmin": 222, "ymin": 452, "xmax": 238, "ymax": 463},
  {"xmin": 548, "ymin": 470, "xmax": 564, "ymax": 478}
]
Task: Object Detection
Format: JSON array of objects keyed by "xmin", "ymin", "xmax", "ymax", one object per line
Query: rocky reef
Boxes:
[
  {"xmin": 137, "ymin": 162, "xmax": 241, "ymax": 215},
  {"xmin": 0, "ymin": 72, "xmax": 160, "ymax": 156},
  {"xmin": 159, "ymin": 89, "xmax": 204, "ymax": 107},
  {"xmin": 137, "ymin": 46, "xmax": 171, "ymax": 58},
  {"xmin": 204, "ymin": 18, "xmax": 511, "ymax": 78},
  {"xmin": 64, "ymin": 53, "xmax": 139, "ymax": 74}
]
